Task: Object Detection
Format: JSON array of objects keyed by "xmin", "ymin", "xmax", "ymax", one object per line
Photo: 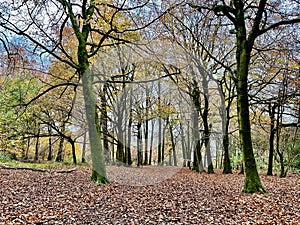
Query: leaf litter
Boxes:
[{"xmin": 0, "ymin": 167, "xmax": 300, "ymax": 224}]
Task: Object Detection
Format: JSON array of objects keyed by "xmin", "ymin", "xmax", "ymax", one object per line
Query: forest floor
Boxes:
[{"xmin": 0, "ymin": 165, "xmax": 300, "ymax": 225}]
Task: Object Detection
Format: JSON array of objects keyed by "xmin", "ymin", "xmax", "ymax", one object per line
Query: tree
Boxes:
[
  {"xmin": 218, "ymin": 74, "xmax": 235, "ymax": 174},
  {"xmin": 0, "ymin": 74, "xmax": 40, "ymax": 159},
  {"xmin": 190, "ymin": 0, "xmax": 300, "ymax": 193}
]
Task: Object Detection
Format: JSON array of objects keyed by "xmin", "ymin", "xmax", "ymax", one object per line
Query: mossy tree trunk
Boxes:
[
  {"xmin": 83, "ymin": 74, "xmax": 108, "ymax": 183},
  {"xmin": 234, "ymin": 2, "xmax": 266, "ymax": 193},
  {"xmin": 68, "ymin": 0, "xmax": 108, "ymax": 183}
]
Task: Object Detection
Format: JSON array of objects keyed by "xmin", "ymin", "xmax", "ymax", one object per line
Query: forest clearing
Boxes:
[{"xmin": 0, "ymin": 166, "xmax": 299, "ymax": 225}]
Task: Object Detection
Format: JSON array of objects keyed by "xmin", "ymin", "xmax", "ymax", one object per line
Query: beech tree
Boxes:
[{"xmin": 190, "ymin": 0, "xmax": 300, "ymax": 193}]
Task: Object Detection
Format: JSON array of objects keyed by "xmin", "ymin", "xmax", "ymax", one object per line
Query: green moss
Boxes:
[
  {"xmin": 91, "ymin": 170, "xmax": 110, "ymax": 184},
  {"xmin": 242, "ymin": 176, "xmax": 268, "ymax": 194}
]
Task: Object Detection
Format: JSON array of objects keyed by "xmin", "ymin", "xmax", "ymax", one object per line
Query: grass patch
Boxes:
[{"xmin": 0, "ymin": 159, "xmax": 89, "ymax": 170}]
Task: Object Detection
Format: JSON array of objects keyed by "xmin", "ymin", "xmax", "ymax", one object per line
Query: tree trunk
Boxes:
[
  {"xmin": 56, "ymin": 124, "xmax": 65, "ymax": 162},
  {"xmin": 162, "ymin": 118, "xmax": 167, "ymax": 165},
  {"xmin": 86, "ymin": 92, "xmax": 109, "ymax": 183},
  {"xmin": 191, "ymin": 81, "xmax": 205, "ymax": 173},
  {"xmin": 116, "ymin": 102, "xmax": 125, "ymax": 163},
  {"xmin": 144, "ymin": 88, "xmax": 150, "ymax": 165},
  {"xmin": 100, "ymin": 84, "xmax": 110, "ymax": 164},
  {"xmin": 223, "ymin": 101, "xmax": 232, "ymax": 174},
  {"xmin": 157, "ymin": 81, "xmax": 162, "ymax": 165},
  {"xmin": 125, "ymin": 95, "xmax": 133, "ymax": 166},
  {"xmin": 81, "ymin": 131, "xmax": 87, "ymax": 163},
  {"xmin": 126, "ymin": 119, "xmax": 133, "ymax": 166},
  {"xmin": 218, "ymin": 78, "xmax": 233, "ymax": 174},
  {"xmin": 201, "ymin": 75, "xmax": 214, "ymax": 174},
  {"xmin": 276, "ymin": 100, "xmax": 286, "ymax": 178},
  {"xmin": 169, "ymin": 119, "xmax": 177, "ymax": 166},
  {"xmin": 71, "ymin": 1, "xmax": 108, "ymax": 183},
  {"xmin": 179, "ymin": 122, "xmax": 187, "ymax": 167},
  {"xmin": 222, "ymin": 130, "xmax": 232, "ymax": 174},
  {"xmin": 144, "ymin": 119, "xmax": 149, "ymax": 165},
  {"xmin": 204, "ymin": 133, "xmax": 213, "ymax": 173},
  {"xmin": 125, "ymin": 91, "xmax": 133, "ymax": 166},
  {"xmin": 25, "ymin": 138, "xmax": 30, "ymax": 160},
  {"xmin": 137, "ymin": 120, "xmax": 143, "ymax": 167},
  {"xmin": 236, "ymin": 44, "xmax": 266, "ymax": 193},
  {"xmin": 116, "ymin": 139, "xmax": 124, "ymax": 164},
  {"xmin": 267, "ymin": 103, "xmax": 277, "ymax": 176},
  {"xmin": 67, "ymin": 138, "xmax": 77, "ymax": 165},
  {"xmin": 186, "ymin": 120, "xmax": 192, "ymax": 169},
  {"xmin": 47, "ymin": 125, "xmax": 52, "ymax": 161},
  {"xmin": 149, "ymin": 119, "xmax": 155, "ymax": 165},
  {"xmin": 234, "ymin": 0, "xmax": 266, "ymax": 194},
  {"xmin": 192, "ymin": 109, "xmax": 205, "ymax": 172},
  {"xmin": 34, "ymin": 124, "xmax": 40, "ymax": 162}
]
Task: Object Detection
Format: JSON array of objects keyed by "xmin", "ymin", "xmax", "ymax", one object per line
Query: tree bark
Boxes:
[
  {"xmin": 100, "ymin": 84, "xmax": 110, "ymax": 164},
  {"xmin": 161, "ymin": 118, "xmax": 167, "ymax": 165},
  {"xmin": 191, "ymin": 81, "xmax": 205, "ymax": 173},
  {"xmin": 81, "ymin": 131, "xmax": 87, "ymax": 163},
  {"xmin": 179, "ymin": 122, "xmax": 187, "ymax": 167},
  {"xmin": 236, "ymin": 42, "xmax": 266, "ymax": 193},
  {"xmin": 34, "ymin": 124, "xmax": 40, "ymax": 162},
  {"xmin": 218, "ymin": 77, "xmax": 233, "ymax": 174},
  {"xmin": 116, "ymin": 97, "xmax": 125, "ymax": 163},
  {"xmin": 47, "ymin": 125, "xmax": 53, "ymax": 161},
  {"xmin": 149, "ymin": 119, "xmax": 155, "ymax": 165},
  {"xmin": 192, "ymin": 109, "xmax": 205, "ymax": 173},
  {"xmin": 169, "ymin": 119, "xmax": 177, "ymax": 166},
  {"xmin": 202, "ymin": 77, "xmax": 214, "ymax": 173},
  {"xmin": 56, "ymin": 124, "xmax": 65, "ymax": 162},
  {"xmin": 75, "ymin": 2, "xmax": 108, "ymax": 183},
  {"xmin": 137, "ymin": 120, "xmax": 143, "ymax": 167},
  {"xmin": 144, "ymin": 88, "xmax": 150, "ymax": 165},
  {"xmin": 68, "ymin": 138, "xmax": 77, "ymax": 165},
  {"xmin": 234, "ymin": 2, "xmax": 266, "ymax": 193},
  {"xmin": 267, "ymin": 103, "xmax": 277, "ymax": 175},
  {"xmin": 125, "ymin": 91, "xmax": 133, "ymax": 166},
  {"xmin": 157, "ymin": 81, "xmax": 162, "ymax": 165}
]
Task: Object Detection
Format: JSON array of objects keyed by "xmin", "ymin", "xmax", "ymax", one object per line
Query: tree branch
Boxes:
[{"xmin": 259, "ymin": 18, "xmax": 300, "ymax": 35}]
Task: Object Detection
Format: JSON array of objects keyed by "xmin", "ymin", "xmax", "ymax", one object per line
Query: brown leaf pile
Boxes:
[{"xmin": 0, "ymin": 166, "xmax": 300, "ymax": 225}]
